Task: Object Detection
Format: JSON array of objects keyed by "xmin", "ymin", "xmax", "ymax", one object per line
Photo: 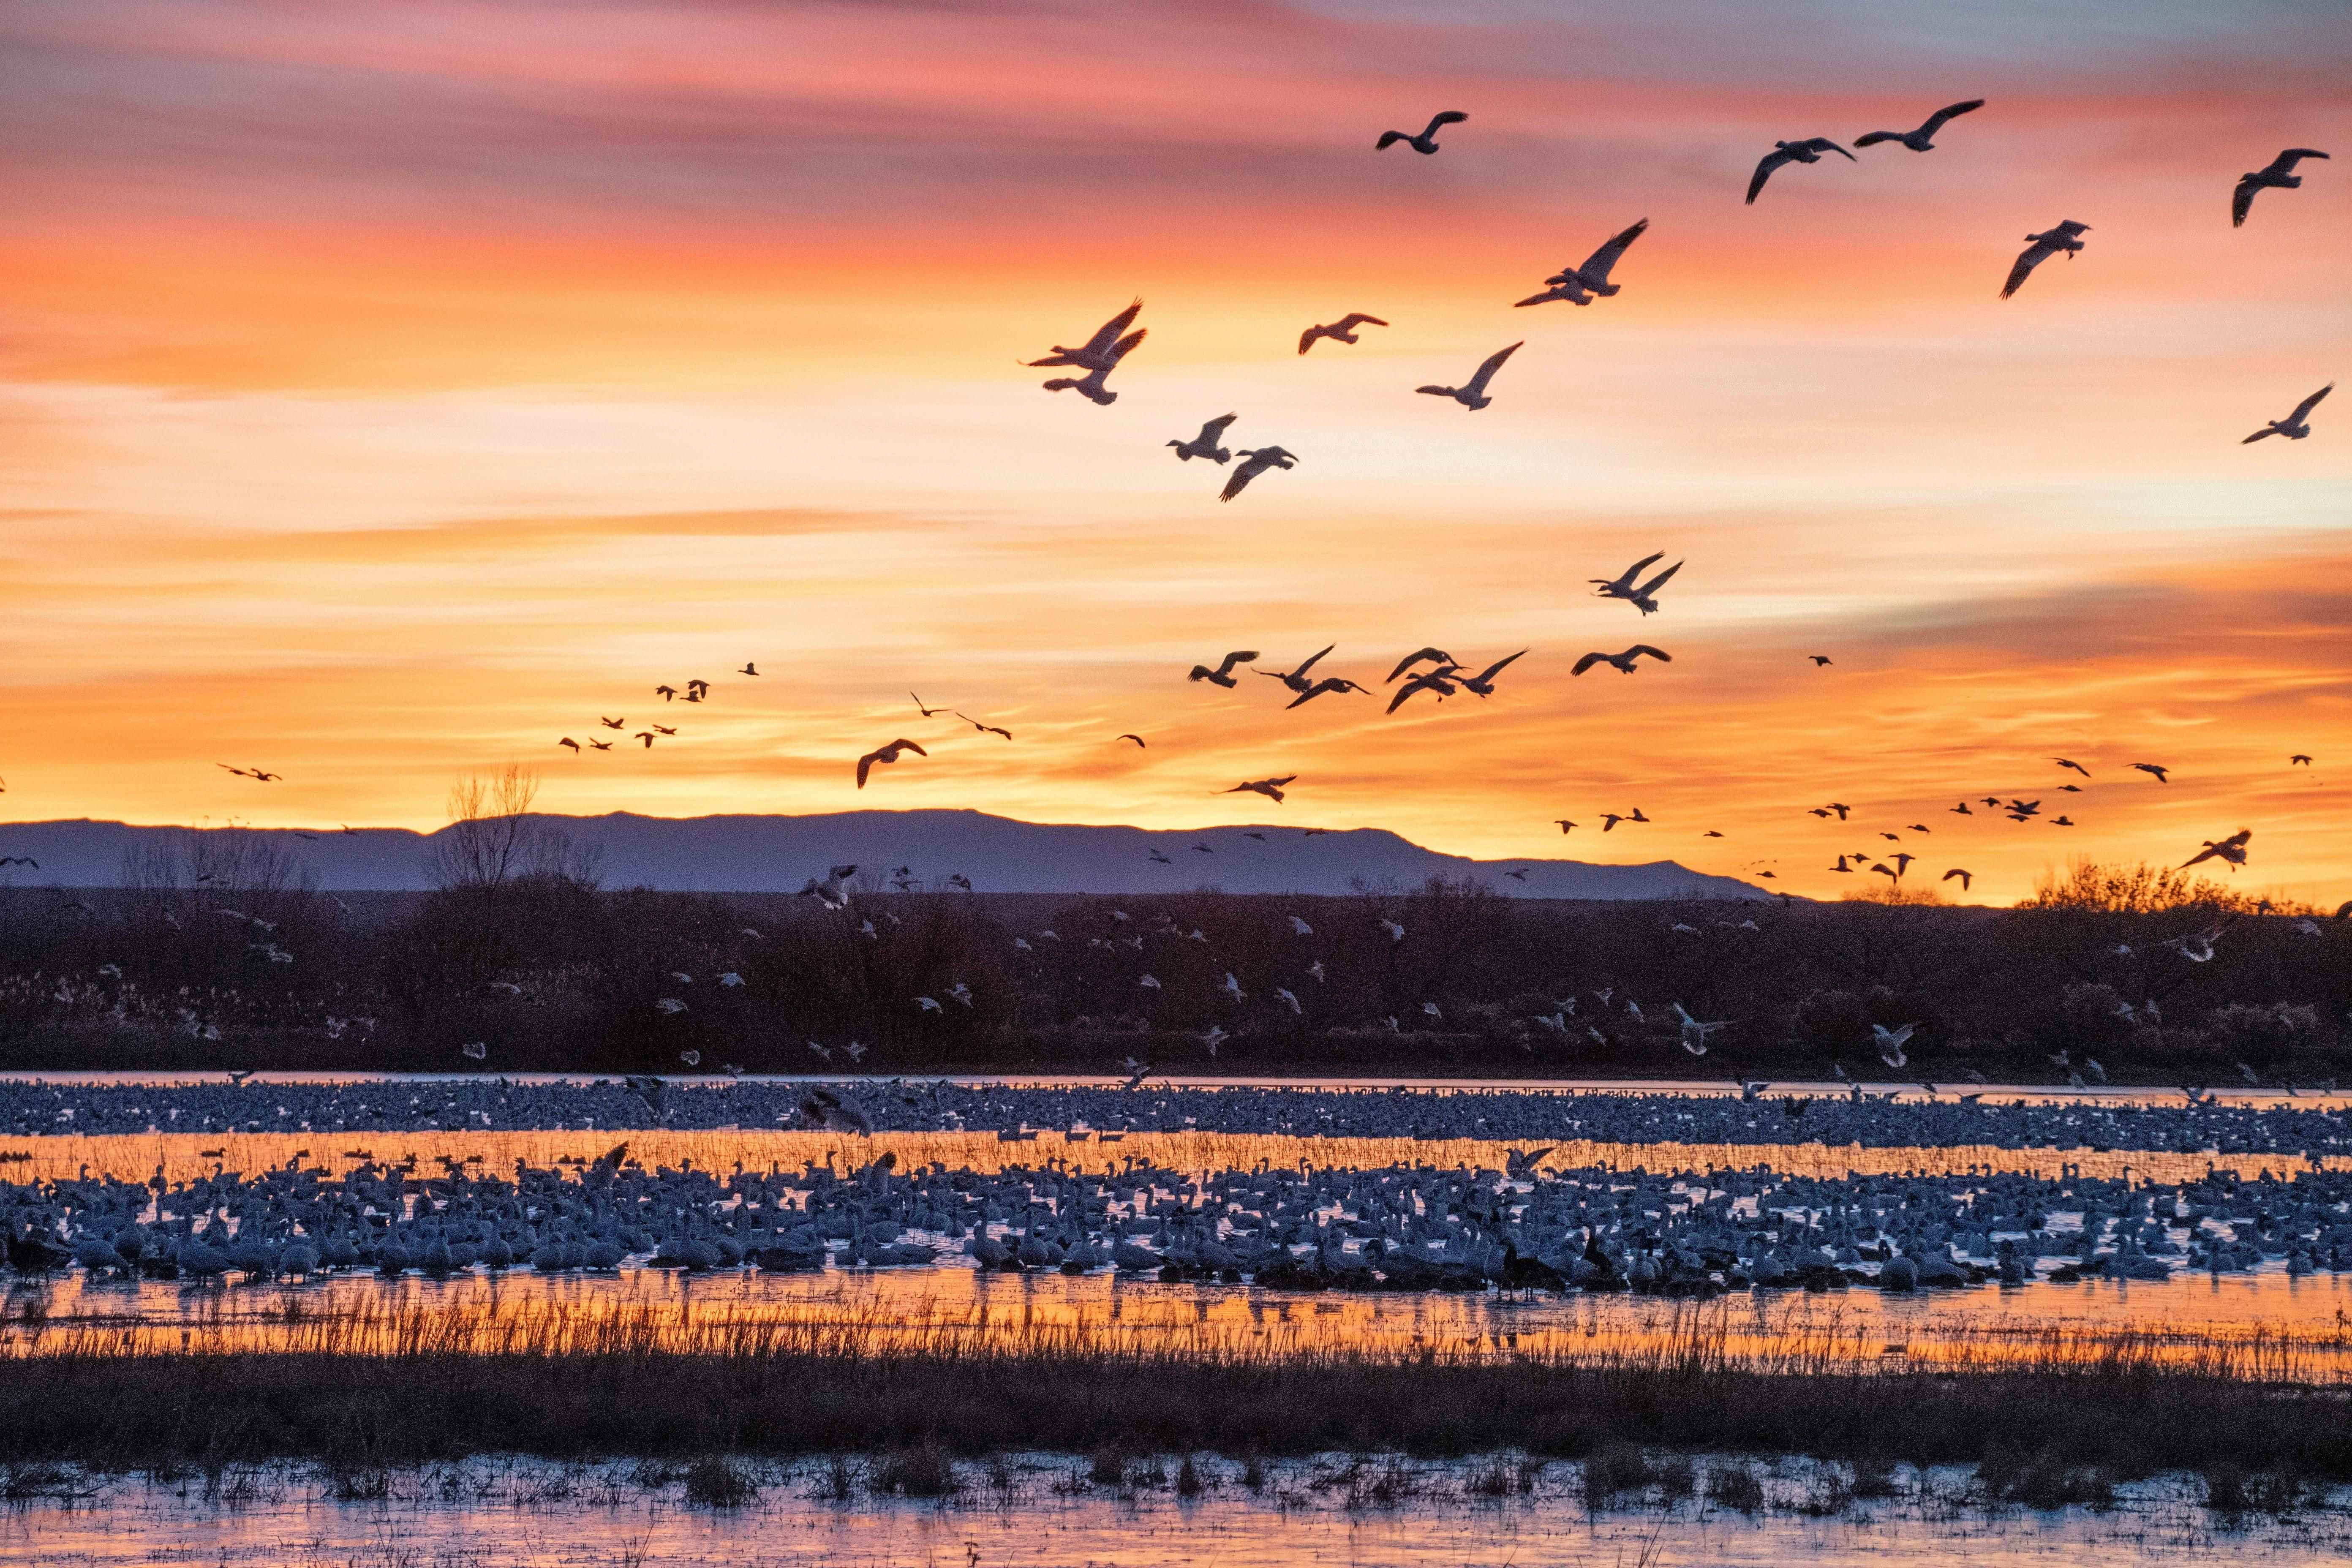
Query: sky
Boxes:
[{"xmin": 1, "ymin": 0, "xmax": 2348, "ymax": 906}]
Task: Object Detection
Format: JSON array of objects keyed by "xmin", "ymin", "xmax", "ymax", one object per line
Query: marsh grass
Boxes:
[
  {"xmin": 1704, "ymin": 1461, "xmax": 1764, "ymax": 1512},
  {"xmin": 1, "ymin": 1303, "xmax": 2349, "ymax": 1480},
  {"xmin": 683, "ymin": 1456, "xmax": 758, "ymax": 1507}
]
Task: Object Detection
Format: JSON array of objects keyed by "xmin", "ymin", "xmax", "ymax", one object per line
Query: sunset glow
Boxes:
[{"xmin": 3, "ymin": 0, "xmax": 2347, "ymax": 904}]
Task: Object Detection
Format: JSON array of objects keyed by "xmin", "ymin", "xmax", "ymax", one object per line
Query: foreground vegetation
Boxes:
[
  {"xmin": 3, "ymin": 1330, "xmax": 2349, "ymax": 1480},
  {"xmin": 0, "ymin": 823, "xmax": 2342, "ymax": 1080}
]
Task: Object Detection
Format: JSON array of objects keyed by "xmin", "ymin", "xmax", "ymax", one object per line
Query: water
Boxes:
[
  {"xmin": 8, "ymin": 1456, "xmax": 2347, "ymax": 1567},
  {"xmin": 14, "ymin": 1257, "xmax": 2352, "ymax": 1375}
]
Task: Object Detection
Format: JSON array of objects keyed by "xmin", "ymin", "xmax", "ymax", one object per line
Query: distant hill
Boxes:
[{"xmin": 0, "ymin": 810, "xmax": 1768, "ymax": 900}]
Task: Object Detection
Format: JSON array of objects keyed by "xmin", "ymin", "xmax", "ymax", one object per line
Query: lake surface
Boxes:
[{"xmin": 8, "ymin": 1456, "xmax": 2347, "ymax": 1568}]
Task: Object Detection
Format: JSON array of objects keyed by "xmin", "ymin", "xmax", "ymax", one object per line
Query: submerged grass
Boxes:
[{"xmin": 2, "ymin": 1307, "xmax": 2349, "ymax": 1478}]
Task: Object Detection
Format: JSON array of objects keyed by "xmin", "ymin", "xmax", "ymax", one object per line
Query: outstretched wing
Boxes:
[
  {"xmin": 1632, "ymin": 559, "xmax": 1683, "ymax": 598},
  {"xmin": 1853, "ymin": 130, "xmax": 1899, "ymax": 148},
  {"xmin": 1219, "ymin": 465, "xmax": 1258, "ymax": 502},
  {"xmin": 2268, "ymin": 147, "xmax": 2330, "ymax": 176},
  {"xmin": 1919, "ymin": 98, "xmax": 1984, "ymax": 136},
  {"xmin": 1375, "ymin": 129, "xmax": 1407, "ymax": 150},
  {"xmin": 1297, "ymin": 325, "xmax": 1323, "ymax": 355},
  {"xmin": 1746, "ymin": 149, "xmax": 1790, "ymax": 204},
  {"xmin": 1466, "ymin": 340, "xmax": 1523, "ymax": 393},
  {"xmin": 1571, "ymin": 652, "xmax": 1606, "ymax": 676},
  {"xmin": 1472, "ymin": 649, "xmax": 1527, "ymax": 683},
  {"xmin": 1104, "ymin": 328, "xmax": 1147, "ymax": 366},
  {"xmin": 1415, "ymin": 384, "xmax": 1456, "ymax": 397},
  {"xmin": 1628, "ymin": 645, "xmax": 1671, "ymax": 663},
  {"xmin": 1808, "ymin": 137, "xmax": 1857, "ymax": 161},
  {"xmin": 1421, "ymin": 110, "xmax": 1469, "ymax": 136},
  {"xmin": 1080, "ymin": 298, "xmax": 1143, "ymax": 357},
  {"xmin": 2291, "ymin": 384, "xmax": 2333, "ymax": 422},
  {"xmin": 1217, "ymin": 649, "xmax": 1260, "ymax": 675},
  {"xmin": 1579, "ymin": 218, "xmax": 1648, "ymax": 283},
  {"xmin": 1198, "ymin": 414, "xmax": 1238, "ymax": 441},
  {"xmin": 2232, "ymin": 174, "xmax": 2259, "ymax": 228},
  {"xmin": 1337, "ymin": 313, "xmax": 1388, "ymax": 332},
  {"xmin": 1294, "ymin": 644, "xmax": 1336, "ymax": 679},
  {"xmin": 1387, "ymin": 647, "xmax": 1450, "ymax": 682},
  {"xmin": 855, "ymin": 751, "xmax": 877, "ymax": 788},
  {"xmin": 1999, "ymin": 242, "xmax": 2049, "ymax": 299}
]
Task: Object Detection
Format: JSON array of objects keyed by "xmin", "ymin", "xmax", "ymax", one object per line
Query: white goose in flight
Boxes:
[
  {"xmin": 1375, "ymin": 110, "xmax": 1466, "ymax": 155},
  {"xmin": 1592, "ymin": 552, "xmax": 1682, "ymax": 614},
  {"xmin": 1416, "ymin": 343, "xmax": 1521, "ymax": 410},
  {"xmin": 1257, "ymin": 645, "xmax": 1335, "ymax": 694},
  {"xmin": 2001, "ymin": 221, "xmax": 2090, "ymax": 299},
  {"xmin": 1516, "ymin": 219, "xmax": 1648, "ymax": 308},
  {"xmin": 1571, "ymin": 645, "xmax": 1671, "ymax": 676},
  {"xmin": 1220, "ymin": 447, "xmax": 1298, "ymax": 502},
  {"xmin": 1298, "ymin": 313, "xmax": 1388, "ymax": 354},
  {"xmin": 1168, "ymin": 413, "xmax": 1238, "ymax": 463},
  {"xmin": 1854, "ymin": 99, "xmax": 1984, "ymax": 152},
  {"xmin": 855, "ymin": 738, "xmax": 926, "ymax": 789},
  {"xmin": 1225, "ymin": 775, "xmax": 1297, "ymax": 803},
  {"xmin": 1026, "ymin": 299, "xmax": 1143, "ymax": 372},
  {"xmin": 1386, "ymin": 666, "xmax": 1462, "ymax": 713},
  {"xmin": 2244, "ymin": 384, "xmax": 2331, "ymax": 443},
  {"xmin": 1455, "ymin": 651, "xmax": 1526, "ymax": 697},
  {"xmin": 1040, "ymin": 326, "xmax": 1145, "ymax": 405},
  {"xmin": 1287, "ymin": 677, "xmax": 1370, "ymax": 709},
  {"xmin": 2234, "ymin": 149, "xmax": 2328, "ymax": 227},
  {"xmin": 1188, "ymin": 650, "xmax": 1260, "ymax": 688},
  {"xmin": 1746, "ymin": 138, "xmax": 1854, "ymax": 203}
]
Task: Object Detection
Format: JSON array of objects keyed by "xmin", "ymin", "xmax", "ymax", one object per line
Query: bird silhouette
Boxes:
[
  {"xmin": 1416, "ymin": 342, "xmax": 1521, "ymax": 410},
  {"xmin": 2001, "ymin": 220, "xmax": 2091, "ymax": 299},
  {"xmin": 1225, "ymin": 776, "xmax": 1297, "ymax": 804},
  {"xmin": 2244, "ymin": 384, "xmax": 2331, "ymax": 443},
  {"xmin": 1516, "ymin": 219, "xmax": 1648, "ymax": 308},
  {"xmin": 1168, "ymin": 413, "xmax": 1238, "ymax": 463},
  {"xmin": 2234, "ymin": 148, "xmax": 2328, "ymax": 227},
  {"xmin": 1854, "ymin": 99, "xmax": 1984, "ymax": 152},
  {"xmin": 855, "ymin": 738, "xmax": 928, "ymax": 789},
  {"xmin": 1747, "ymin": 137, "xmax": 1855, "ymax": 202},
  {"xmin": 1298, "ymin": 313, "xmax": 1388, "ymax": 353},
  {"xmin": 1220, "ymin": 447, "xmax": 1298, "ymax": 501},
  {"xmin": 1571, "ymin": 645, "xmax": 1671, "ymax": 676},
  {"xmin": 1375, "ymin": 110, "xmax": 1467, "ymax": 154},
  {"xmin": 1188, "ymin": 651, "xmax": 1260, "ymax": 688}
]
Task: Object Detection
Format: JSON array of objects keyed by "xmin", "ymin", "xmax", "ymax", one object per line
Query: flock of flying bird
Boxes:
[{"xmin": 177, "ymin": 102, "xmax": 2330, "ymax": 906}]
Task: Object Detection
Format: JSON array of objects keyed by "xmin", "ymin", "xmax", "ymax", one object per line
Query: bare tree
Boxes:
[{"xmin": 428, "ymin": 765, "xmax": 602, "ymax": 892}]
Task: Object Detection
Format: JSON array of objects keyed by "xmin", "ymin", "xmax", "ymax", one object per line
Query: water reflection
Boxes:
[
  {"xmin": 11, "ymin": 1257, "xmax": 2352, "ymax": 1377},
  {"xmin": 7, "ymin": 1456, "xmax": 2347, "ymax": 1568}
]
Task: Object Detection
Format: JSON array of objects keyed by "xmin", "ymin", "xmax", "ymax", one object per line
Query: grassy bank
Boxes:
[{"xmin": 4, "ymin": 1338, "xmax": 2349, "ymax": 1477}]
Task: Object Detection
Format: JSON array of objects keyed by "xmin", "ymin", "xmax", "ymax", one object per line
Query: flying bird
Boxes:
[
  {"xmin": 1455, "ymin": 651, "xmax": 1527, "ymax": 696},
  {"xmin": 1220, "ymin": 446, "xmax": 1298, "ymax": 502},
  {"xmin": 557, "ymin": 737, "xmax": 580, "ymax": 752},
  {"xmin": 1571, "ymin": 645, "xmax": 1671, "ymax": 676},
  {"xmin": 1808, "ymin": 655, "xmax": 1833, "ymax": 667},
  {"xmin": 1117, "ymin": 734, "xmax": 1146, "ymax": 748},
  {"xmin": 2233, "ymin": 148, "xmax": 2328, "ymax": 227},
  {"xmin": 2000, "ymin": 220, "xmax": 2091, "ymax": 299},
  {"xmin": 910, "ymin": 692, "xmax": 952, "ymax": 717},
  {"xmin": 1257, "ymin": 644, "xmax": 1335, "ymax": 695},
  {"xmin": 1189, "ymin": 650, "xmax": 1260, "ymax": 688},
  {"xmin": 1554, "ymin": 819, "xmax": 1578, "ymax": 834},
  {"xmin": 599, "ymin": 716, "xmax": 625, "ymax": 729},
  {"xmin": 1225, "ymin": 775, "xmax": 1297, "ymax": 804},
  {"xmin": 1591, "ymin": 552, "xmax": 1682, "ymax": 614},
  {"xmin": 2131, "ymin": 762, "xmax": 2170, "ymax": 782},
  {"xmin": 855, "ymin": 738, "xmax": 928, "ymax": 789},
  {"xmin": 1942, "ymin": 868, "xmax": 1974, "ymax": 892},
  {"xmin": 1386, "ymin": 666, "xmax": 1461, "ymax": 713},
  {"xmin": 2291, "ymin": 754, "xmax": 2312, "ymax": 765},
  {"xmin": 1853, "ymin": 99, "xmax": 1984, "ymax": 152},
  {"xmin": 2244, "ymin": 384, "xmax": 2331, "ymax": 443},
  {"xmin": 1026, "ymin": 298, "xmax": 1144, "ymax": 373},
  {"xmin": 1168, "ymin": 414, "xmax": 1238, "ymax": 463},
  {"xmin": 1746, "ymin": 136, "xmax": 1855, "ymax": 202},
  {"xmin": 2053, "ymin": 758, "xmax": 2090, "ymax": 777},
  {"xmin": 1516, "ymin": 219, "xmax": 1648, "ymax": 308},
  {"xmin": 954, "ymin": 712, "xmax": 1013, "ymax": 740},
  {"xmin": 1287, "ymin": 677, "xmax": 1371, "ymax": 709},
  {"xmin": 1298, "ymin": 313, "xmax": 1388, "ymax": 354},
  {"xmin": 1386, "ymin": 647, "xmax": 1455, "ymax": 684},
  {"xmin": 1416, "ymin": 342, "xmax": 1521, "ymax": 410},
  {"xmin": 1375, "ymin": 110, "xmax": 1467, "ymax": 155},
  {"xmin": 2180, "ymin": 828, "xmax": 2251, "ymax": 871}
]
